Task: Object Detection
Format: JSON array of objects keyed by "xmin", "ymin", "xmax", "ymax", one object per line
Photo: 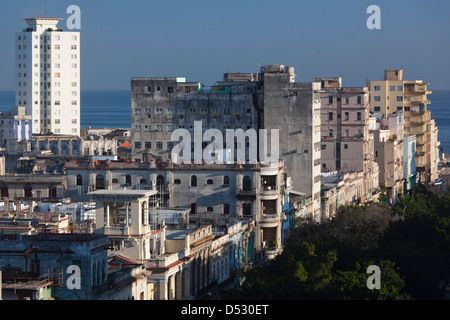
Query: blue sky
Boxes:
[{"xmin": 0, "ymin": 0, "xmax": 449, "ymax": 90}]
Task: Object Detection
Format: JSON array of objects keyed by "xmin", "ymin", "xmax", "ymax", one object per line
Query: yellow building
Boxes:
[{"xmin": 367, "ymin": 69, "xmax": 439, "ymax": 183}]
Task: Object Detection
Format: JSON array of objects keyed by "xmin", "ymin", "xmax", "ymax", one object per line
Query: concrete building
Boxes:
[
  {"xmin": 371, "ymin": 112, "xmax": 405, "ymax": 204},
  {"xmin": 321, "ymin": 170, "xmax": 380, "ymax": 220},
  {"xmin": 15, "ymin": 17, "xmax": 80, "ymax": 135},
  {"xmin": 367, "ymin": 69, "xmax": 440, "ymax": 184},
  {"xmin": 403, "ymin": 134, "xmax": 418, "ymax": 192},
  {"xmin": 66, "ymin": 159, "xmax": 288, "ymax": 255},
  {"xmin": 130, "ymin": 64, "xmax": 322, "ymax": 219},
  {"xmin": 0, "ymin": 234, "xmax": 109, "ymax": 300},
  {"xmin": 0, "ymin": 106, "xmax": 32, "ymax": 149},
  {"xmin": 317, "ymin": 77, "xmax": 375, "ymax": 174}
]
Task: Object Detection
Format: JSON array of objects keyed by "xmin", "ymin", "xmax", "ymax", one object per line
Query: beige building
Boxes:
[
  {"xmin": 370, "ymin": 113, "xmax": 405, "ymax": 204},
  {"xmin": 367, "ymin": 69, "xmax": 440, "ymax": 183}
]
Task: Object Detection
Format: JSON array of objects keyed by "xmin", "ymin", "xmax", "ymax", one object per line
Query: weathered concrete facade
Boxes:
[{"xmin": 130, "ymin": 65, "xmax": 321, "ymax": 218}]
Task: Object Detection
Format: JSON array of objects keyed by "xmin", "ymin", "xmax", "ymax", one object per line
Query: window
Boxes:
[
  {"xmin": 134, "ymin": 108, "xmax": 141, "ymax": 115},
  {"xmin": 174, "ymin": 179, "xmax": 181, "ymax": 185},
  {"xmin": 135, "ymin": 142, "xmax": 141, "ymax": 149},
  {"xmin": 357, "ymin": 112, "xmax": 361, "ymax": 120},
  {"xmin": 191, "ymin": 175, "xmax": 197, "ymax": 187},
  {"xmin": 224, "ymin": 204, "xmax": 230, "ymax": 215},
  {"xmin": 112, "ymin": 178, "xmax": 119, "ymax": 184},
  {"xmin": 329, "ymin": 129, "xmax": 333, "ymax": 137},
  {"xmin": 134, "ymin": 125, "xmax": 141, "ymax": 132},
  {"xmin": 156, "ymin": 108, "xmax": 163, "ymax": 115},
  {"xmin": 357, "ymin": 96, "xmax": 362, "ymax": 104},
  {"xmin": 374, "ymin": 106, "xmax": 381, "ymax": 112},
  {"xmin": 397, "ymin": 96, "xmax": 403, "ymax": 102},
  {"xmin": 144, "ymin": 125, "xmax": 151, "ymax": 132},
  {"xmin": 156, "ymin": 125, "xmax": 162, "ymax": 132},
  {"xmin": 167, "ymin": 142, "xmax": 174, "ymax": 149},
  {"xmin": 55, "ymin": 119, "xmax": 60, "ymax": 124},
  {"xmin": 96, "ymin": 175, "xmax": 105, "ymax": 190},
  {"xmin": 207, "ymin": 179, "xmax": 214, "ymax": 185},
  {"xmin": 167, "ymin": 125, "xmax": 174, "ymax": 132},
  {"xmin": 207, "ymin": 207, "xmax": 213, "ymax": 213},
  {"xmin": 328, "ymin": 96, "xmax": 333, "ymax": 104},
  {"xmin": 71, "ymin": 45, "xmax": 77, "ymax": 50},
  {"xmin": 345, "ymin": 129, "xmax": 349, "ymax": 137},
  {"xmin": 397, "ymin": 86, "xmax": 403, "ymax": 91},
  {"xmin": 328, "ymin": 112, "xmax": 333, "ymax": 121},
  {"xmin": 168, "ymin": 87, "xmax": 174, "ymax": 93},
  {"xmin": 374, "ymin": 96, "xmax": 381, "ymax": 101},
  {"xmin": 156, "ymin": 142, "xmax": 163, "ymax": 149},
  {"xmin": 243, "ymin": 203, "xmax": 251, "ymax": 217},
  {"xmin": 126, "ymin": 175, "xmax": 132, "ymax": 186},
  {"xmin": 345, "ymin": 112, "xmax": 349, "ymax": 120},
  {"xmin": 390, "ymin": 86, "xmax": 395, "ymax": 91},
  {"xmin": 145, "ymin": 142, "xmax": 151, "ymax": 149},
  {"xmin": 243, "ymin": 176, "xmax": 251, "ymax": 191},
  {"xmin": 223, "ymin": 176, "xmax": 229, "ymax": 187},
  {"xmin": 76, "ymin": 175, "xmax": 82, "ymax": 186},
  {"xmin": 344, "ymin": 144, "xmax": 348, "ymax": 149},
  {"xmin": 374, "ymin": 86, "xmax": 380, "ymax": 91},
  {"xmin": 156, "ymin": 176, "xmax": 165, "ymax": 188},
  {"xmin": 72, "ymin": 119, "xmax": 77, "ymax": 124}
]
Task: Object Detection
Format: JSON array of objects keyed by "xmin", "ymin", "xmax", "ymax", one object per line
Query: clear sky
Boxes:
[{"xmin": 0, "ymin": 0, "xmax": 449, "ymax": 90}]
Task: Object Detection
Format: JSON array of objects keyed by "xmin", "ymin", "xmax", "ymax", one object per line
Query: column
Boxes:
[
  {"xmin": 176, "ymin": 271, "xmax": 182, "ymax": 300},
  {"xmin": 126, "ymin": 202, "xmax": 130, "ymax": 227},
  {"xmin": 105, "ymin": 203, "xmax": 110, "ymax": 227}
]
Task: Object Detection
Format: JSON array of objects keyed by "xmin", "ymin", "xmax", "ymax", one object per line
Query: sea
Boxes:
[{"xmin": 0, "ymin": 90, "xmax": 450, "ymax": 153}]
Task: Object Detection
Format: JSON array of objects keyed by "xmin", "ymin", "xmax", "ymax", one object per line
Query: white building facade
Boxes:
[{"xmin": 15, "ymin": 17, "xmax": 80, "ymax": 135}]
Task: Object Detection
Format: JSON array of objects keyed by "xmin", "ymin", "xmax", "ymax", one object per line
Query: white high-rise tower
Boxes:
[{"xmin": 15, "ymin": 17, "xmax": 80, "ymax": 135}]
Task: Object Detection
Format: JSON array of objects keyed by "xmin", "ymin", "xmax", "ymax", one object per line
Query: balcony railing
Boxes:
[
  {"xmin": 260, "ymin": 213, "xmax": 279, "ymax": 223},
  {"xmin": 104, "ymin": 226, "xmax": 131, "ymax": 236}
]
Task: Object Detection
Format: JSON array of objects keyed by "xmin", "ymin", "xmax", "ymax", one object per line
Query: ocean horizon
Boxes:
[{"xmin": 1, "ymin": 89, "xmax": 449, "ymax": 153}]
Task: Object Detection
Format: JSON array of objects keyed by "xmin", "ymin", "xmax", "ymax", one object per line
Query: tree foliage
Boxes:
[{"xmin": 223, "ymin": 184, "xmax": 450, "ymax": 300}]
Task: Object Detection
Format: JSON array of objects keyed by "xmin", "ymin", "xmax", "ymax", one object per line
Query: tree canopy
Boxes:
[{"xmin": 223, "ymin": 184, "xmax": 450, "ymax": 300}]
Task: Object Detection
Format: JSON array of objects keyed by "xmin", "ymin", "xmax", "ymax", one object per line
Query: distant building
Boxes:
[
  {"xmin": 0, "ymin": 106, "xmax": 32, "ymax": 150},
  {"xmin": 367, "ymin": 69, "xmax": 440, "ymax": 183},
  {"xmin": 130, "ymin": 64, "xmax": 322, "ymax": 219},
  {"xmin": 371, "ymin": 112, "xmax": 405, "ymax": 204},
  {"xmin": 15, "ymin": 17, "xmax": 80, "ymax": 135}
]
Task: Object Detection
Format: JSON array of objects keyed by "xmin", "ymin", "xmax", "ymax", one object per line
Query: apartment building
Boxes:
[
  {"xmin": 317, "ymin": 77, "xmax": 375, "ymax": 174},
  {"xmin": 367, "ymin": 69, "xmax": 440, "ymax": 183},
  {"xmin": 65, "ymin": 159, "xmax": 289, "ymax": 255},
  {"xmin": 370, "ymin": 113, "xmax": 405, "ymax": 204},
  {"xmin": 15, "ymin": 17, "xmax": 80, "ymax": 135},
  {"xmin": 130, "ymin": 65, "xmax": 322, "ymax": 219}
]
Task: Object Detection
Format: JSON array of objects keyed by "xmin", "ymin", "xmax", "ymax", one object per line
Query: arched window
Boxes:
[
  {"xmin": 96, "ymin": 175, "xmax": 105, "ymax": 190},
  {"xmin": 156, "ymin": 175, "xmax": 165, "ymax": 188},
  {"xmin": 206, "ymin": 179, "xmax": 213, "ymax": 185},
  {"xmin": 112, "ymin": 178, "xmax": 119, "ymax": 184},
  {"xmin": 191, "ymin": 175, "xmax": 197, "ymax": 187},
  {"xmin": 140, "ymin": 178, "xmax": 147, "ymax": 184},
  {"xmin": 76, "ymin": 174, "xmax": 82, "ymax": 186},
  {"xmin": 243, "ymin": 176, "xmax": 251, "ymax": 191},
  {"xmin": 125, "ymin": 175, "xmax": 132, "ymax": 186},
  {"xmin": 223, "ymin": 176, "xmax": 229, "ymax": 187},
  {"xmin": 174, "ymin": 179, "xmax": 181, "ymax": 185}
]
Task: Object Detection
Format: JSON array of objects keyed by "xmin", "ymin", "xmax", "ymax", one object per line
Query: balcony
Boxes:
[
  {"xmin": 260, "ymin": 213, "xmax": 280, "ymax": 223},
  {"xmin": 104, "ymin": 226, "xmax": 131, "ymax": 236},
  {"xmin": 235, "ymin": 188, "xmax": 257, "ymax": 197}
]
